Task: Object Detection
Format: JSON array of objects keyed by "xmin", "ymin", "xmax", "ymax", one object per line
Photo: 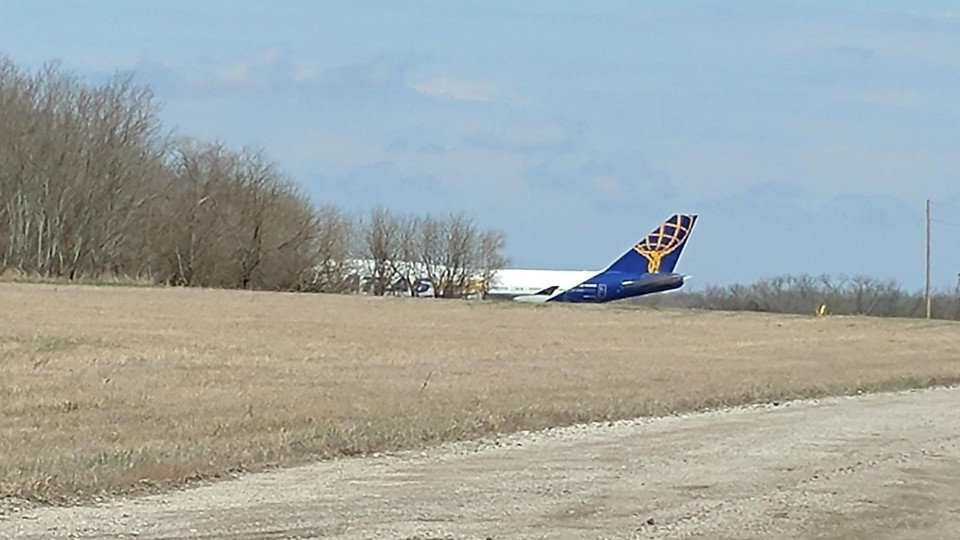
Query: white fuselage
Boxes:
[{"xmin": 485, "ymin": 268, "xmax": 599, "ymax": 299}]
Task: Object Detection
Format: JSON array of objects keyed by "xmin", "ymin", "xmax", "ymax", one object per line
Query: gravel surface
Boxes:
[{"xmin": 6, "ymin": 386, "xmax": 960, "ymax": 539}]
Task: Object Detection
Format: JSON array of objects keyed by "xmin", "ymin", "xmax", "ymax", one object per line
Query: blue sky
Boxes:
[{"xmin": 3, "ymin": 1, "xmax": 960, "ymax": 290}]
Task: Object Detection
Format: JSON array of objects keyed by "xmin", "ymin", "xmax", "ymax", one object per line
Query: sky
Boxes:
[{"xmin": 2, "ymin": 1, "xmax": 959, "ymax": 291}]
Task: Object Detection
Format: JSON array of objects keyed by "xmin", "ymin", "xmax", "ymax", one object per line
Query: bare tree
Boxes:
[
  {"xmin": 438, "ymin": 212, "xmax": 478, "ymax": 298},
  {"xmin": 0, "ymin": 59, "xmax": 165, "ymax": 279},
  {"xmin": 159, "ymin": 139, "xmax": 324, "ymax": 290},
  {"xmin": 391, "ymin": 214, "xmax": 424, "ymax": 296},
  {"xmin": 0, "ymin": 57, "xmax": 510, "ymax": 297},
  {"xmin": 305, "ymin": 204, "xmax": 356, "ymax": 292},
  {"xmin": 475, "ymin": 229, "xmax": 508, "ymax": 298},
  {"xmin": 410, "ymin": 212, "xmax": 507, "ymax": 299},
  {"xmin": 360, "ymin": 206, "xmax": 402, "ymax": 295},
  {"xmin": 161, "ymin": 139, "xmax": 234, "ymax": 286},
  {"xmin": 415, "ymin": 214, "xmax": 446, "ymax": 297}
]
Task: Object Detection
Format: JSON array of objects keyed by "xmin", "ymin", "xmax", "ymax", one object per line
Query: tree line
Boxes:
[
  {"xmin": 0, "ymin": 59, "xmax": 507, "ymax": 295},
  {"xmin": 631, "ymin": 273, "xmax": 960, "ymax": 320}
]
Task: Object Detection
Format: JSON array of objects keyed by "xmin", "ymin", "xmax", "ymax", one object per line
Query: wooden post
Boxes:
[{"xmin": 926, "ymin": 199, "xmax": 932, "ymax": 319}]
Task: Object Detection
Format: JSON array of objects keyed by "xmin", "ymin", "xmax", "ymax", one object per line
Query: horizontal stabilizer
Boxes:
[{"xmin": 533, "ymin": 285, "xmax": 559, "ymax": 296}]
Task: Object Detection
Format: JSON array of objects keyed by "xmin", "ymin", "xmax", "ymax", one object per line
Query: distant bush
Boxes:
[{"xmin": 629, "ymin": 273, "xmax": 960, "ymax": 321}]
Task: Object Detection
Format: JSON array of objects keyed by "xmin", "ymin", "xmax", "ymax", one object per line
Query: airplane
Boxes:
[{"xmin": 488, "ymin": 213, "xmax": 697, "ymax": 303}]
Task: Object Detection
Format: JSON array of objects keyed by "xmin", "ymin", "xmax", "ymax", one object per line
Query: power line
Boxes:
[
  {"xmin": 929, "ymin": 198, "xmax": 960, "ymax": 209},
  {"xmin": 930, "ymin": 218, "xmax": 960, "ymax": 228}
]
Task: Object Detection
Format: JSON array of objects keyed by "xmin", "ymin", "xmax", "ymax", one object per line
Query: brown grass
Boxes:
[{"xmin": 1, "ymin": 282, "xmax": 959, "ymax": 503}]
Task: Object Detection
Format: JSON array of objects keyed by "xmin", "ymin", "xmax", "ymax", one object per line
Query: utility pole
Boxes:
[{"xmin": 925, "ymin": 199, "xmax": 932, "ymax": 319}]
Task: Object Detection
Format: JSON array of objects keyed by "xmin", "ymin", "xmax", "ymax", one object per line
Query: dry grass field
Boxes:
[{"xmin": 1, "ymin": 282, "xmax": 959, "ymax": 504}]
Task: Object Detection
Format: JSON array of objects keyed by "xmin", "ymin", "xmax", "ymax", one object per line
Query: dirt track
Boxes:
[{"xmin": 7, "ymin": 386, "xmax": 960, "ymax": 539}]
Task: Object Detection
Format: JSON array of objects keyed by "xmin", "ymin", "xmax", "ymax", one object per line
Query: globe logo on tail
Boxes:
[{"xmin": 632, "ymin": 214, "xmax": 695, "ymax": 273}]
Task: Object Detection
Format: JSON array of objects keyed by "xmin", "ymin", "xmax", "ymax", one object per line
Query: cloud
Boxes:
[
  {"xmin": 692, "ymin": 184, "xmax": 926, "ymax": 287},
  {"xmin": 136, "ymin": 52, "xmax": 420, "ymax": 98},
  {"xmin": 831, "ymin": 44, "xmax": 875, "ymax": 62},
  {"xmin": 523, "ymin": 151, "xmax": 675, "ymax": 215},
  {"xmin": 590, "ymin": 175, "xmax": 620, "ymax": 194},
  {"xmin": 713, "ymin": 183, "xmax": 813, "ymax": 219},
  {"xmin": 385, "ymin": 138, "xmax": 409, "ymax": 153},
  {"xmin": 462, "ymin": 122, "xmax": 578, "ymax": 154},
  {"xmin": 136, "ymin": 49, "xmax": 300, "ymax": 93},
  {"xmin": 319, "ymin": 56, "xmax": 417, "ymax": 96},
  {"xmin": 271, "ymin": 130, "xmax": 385, "ymax": 177},
  {"xmin": 825, "ymin": 89, "xmax": 925, "ymax": 109},
  {"xmin": 307, "ymin": 161, "xmax": 451, "ymax": 215},
  {"xmin": 384, "ymin": 138, "xmax": 446, "ymax": 156},
  {"xmin": 419, "ymin": 143, "xmax": 447, "ymax": 156},
  {"xmin": 411, "ymin": 77, "xmax": 496, "ymax": 102},
  {"xmin": 821, "ymin": 192, "xmax": 914, "ymax": 229}
]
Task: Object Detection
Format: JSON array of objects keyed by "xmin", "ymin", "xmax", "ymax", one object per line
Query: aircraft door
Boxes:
[{"xmin": 598, "ymin": 283, "xmax": 607, "ymax": 300}]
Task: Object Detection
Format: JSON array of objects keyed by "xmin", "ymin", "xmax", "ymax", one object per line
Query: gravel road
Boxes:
[{"xmin": 6, "ymin": 386, "xmax": 960, "ymax": 539}]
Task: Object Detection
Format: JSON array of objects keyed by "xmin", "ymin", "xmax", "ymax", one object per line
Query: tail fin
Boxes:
[{"xmin": 604, "ymin": 214, "xmax": 697, "ymax": 274}]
